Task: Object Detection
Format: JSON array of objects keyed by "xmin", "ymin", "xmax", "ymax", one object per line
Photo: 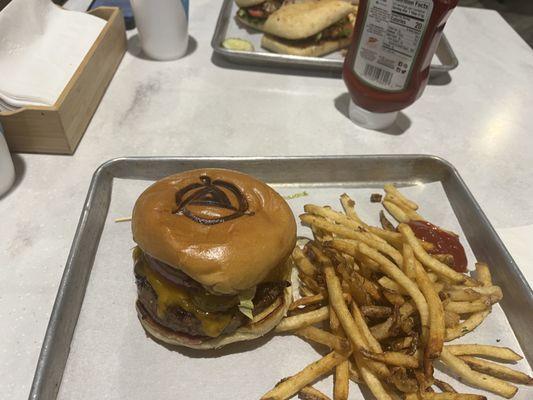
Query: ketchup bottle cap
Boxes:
[{"xmin": 349, "ymin": 100, "xmax": 398, "ymax": 130}]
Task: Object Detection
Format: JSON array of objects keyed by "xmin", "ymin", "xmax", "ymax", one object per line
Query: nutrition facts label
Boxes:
[{"xmin": 352, "ymin": 0, "xmax": 433, "ymax": 91}]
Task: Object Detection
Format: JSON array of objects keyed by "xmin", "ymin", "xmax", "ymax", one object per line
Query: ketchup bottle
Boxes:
[{"xmin": 343, "ymin": 0, "xmax": 458, "ymax": 129}]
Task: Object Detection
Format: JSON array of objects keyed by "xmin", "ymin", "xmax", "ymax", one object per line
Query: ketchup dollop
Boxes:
[{"xmin": 407, "ymin": 221, "xmax": 467, "ymax": 272}]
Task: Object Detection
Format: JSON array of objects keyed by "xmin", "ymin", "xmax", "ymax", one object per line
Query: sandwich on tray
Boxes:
[
  {"xmin": 131, "ymin": 168, "xmax": 296, "ymax": 349},
  {"xmin": 235, "ymin": 0, "xmax": 284, "ymax": 31},
  {"xmin": 261, "ymin": 0, "xmax": 357, "ymax": 57}
]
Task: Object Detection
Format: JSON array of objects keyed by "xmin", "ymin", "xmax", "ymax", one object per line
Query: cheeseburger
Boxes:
[
  {"xmin": 132, "ymin": 169, "xmax": 296, "ymax": 349},
  {"xmin": 261, "ymin": 0, "xmax": 357, "ymax": 57},
  {"xmin": 235, "ymin": 0, "xmax": 284, "ymax": 31}
]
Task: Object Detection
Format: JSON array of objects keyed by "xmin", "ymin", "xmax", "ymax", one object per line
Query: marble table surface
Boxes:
[{"xmin": 1, "ymin": 1, "xmax": 532, "ymax": 398}]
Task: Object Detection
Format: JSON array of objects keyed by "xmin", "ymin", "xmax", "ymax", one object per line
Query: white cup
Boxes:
[
  {"xmin": 130, "ymin": 0, "xmax": 189, "ymax": 61},
  {"xmin": 0, "ymin": 127, "xmax": 15, "ymax": 197}
]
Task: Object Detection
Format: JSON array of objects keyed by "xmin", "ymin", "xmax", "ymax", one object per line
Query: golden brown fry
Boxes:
[
  {"xmin": 311, "ymin": 225, "xmax": 334, "ymax": 242},
  {"xmin": 445, "ymin": 288, "xmax": 483, "ymax": 302},
  {"xmin": 370, "ymin": 314, "xmax": 397, "ymax": 341},
  {"xmin": 333, "ymin": 360, "xmax": 350, "ymax": 400},
  {"xmin": 459, "ymin": 356, "xmax": 533, "ymax": 384},
  {"xmin": 445, "ymin": 310, "xmax": 490, "ymax": 341},
  {"xmin": 414, "ymin": 258, "xmax": 444, "ymax": 376},
  {"xmin": 295, "ymin": 326, "xmax": 351, "ymax": 354},
  {"xmin": 298, "ymin": 386, "xmax": 331, "ymax": 400},
  {"xmin": 293, "ymin": 247, "xmax": 318, "ymax": 277},
  {"xmin": 339, "ymin": 193, "xmax": 365, "ymax": 226},
  {"xmin": 370, "ymin": 302, "xmax": 415, "ymax": 340},
  {"xmin": 389, "ymin": 367, "xmax": 419, "ymax": 393},
  {"xmin": 445, "ymin": 344, "xmax": 522, "ymax": 362},
  {"xmin": 290, "ymin": 293, "xmax": 351, "ymax": 311},
  {"xmin": 475, "ymin": 262, "xmax": 492, "ymax": 287},
  {"xmin": 384, "ymin": 195, "xmax": 425, "ymax": 221},
  {"xmin": 300, "ymin": 285, "xmax": 314, "ymax": 297},
  {"xmin": 444, "ymin": 310, "xmax": 460, "ymax": 328},
  {"xmin": 406, "ymin": 394, "xmax": 486, "ymax": 400},
  {"xmin": 300, "ymin": 214, "xmax": 403, "ymax": 266},
  {"xmin": 387, "ymin": 336, "xmax": 414, "ymax": 351},
  {"xmin": 383, "ymin": 200, "xmax": 410, "ymax": 223},
  {"xmin": 348, "ymin": 362, "xmax": 362, "ymax": 384},
  {"xmin": 378, "ymin": 276, "xmax": 408, "ymax": 295},
  {"xmin": 448, "ymin": 285, "xmax": 503, "ymax": 299},
  {"xmin": 348, "ymin": 242, "xmax": 429, "ymax": 335},
  {"xmin": 361, "ymin": 305, "xmax": 392, "ymax": 319},
  {"xmin": 275, "ymin": 306, "xmax": 329, "ymax": 333},
  {"xmin": 398, "ymin": 224, "xmax": 470, "ymax": 285},
  {"xmin": 382, "ymin": 289, "xmax": 406, "ymax": 307},
  {"xmin": 434, "ymin": 379, "xmax": 457, "ymax": 393},
  {"xmin": 433, "ymin": 253, "xmax": 455, "ymax": 267},
  {"xmin": 379, "ymin": 210, "xmax": 396, "ymax": 231},
  {"xmin": 351, "ymin": 302, "xmax": 382, "ymax": 353},
  {"xmin": 445, "ymin": 300, "xmax": 490, "ymax": 314},
  {"xmin": 300, "ymin": 274, "xmax": 323, "ymax": 295},
  {"xmin": 384, "ymin": 183, "xmax": 419, "ymax": 210},
  {"xmin": 352, "ymin": 271, "xmax": 383, "ymax": 302},
  {"xmin": 402, "ymin": 243, "xmax": 417, "ymax": 280},
  {"xmin": 290, "ymin": 294, "xmax": 326, "ymax": 311},
  {"xmin": 260, "ymin": 351, "xmax": 350, "ymax": 400},
  {"xmin": 354, "ymin": 353, "xmax": 393, "ymax": 400},
  {"xmin": 361, "ymin": 349, "xmax": 419, "ymax": 368},
  {"xmin": 440, "ymin": 348, "xmax": 517, "ymax": 398}
]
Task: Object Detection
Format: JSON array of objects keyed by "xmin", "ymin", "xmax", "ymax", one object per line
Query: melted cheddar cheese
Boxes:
[{"xmin": 136, "ymin": 257, "xmax": 233, "ymax": 338}]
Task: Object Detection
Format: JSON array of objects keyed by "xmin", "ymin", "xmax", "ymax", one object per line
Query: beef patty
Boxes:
[{"xmin": 135, "ymin": 273, "xmax": 289, "ymax": 338}]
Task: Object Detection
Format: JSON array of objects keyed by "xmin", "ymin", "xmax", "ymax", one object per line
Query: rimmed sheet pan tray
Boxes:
[
  {"xmin": 211, "ymin": 0, "xmax": 459, "ymax": 76},
  {"xmin": 30, "ymin": 156, "xmax": 531, "ymax": 399}
]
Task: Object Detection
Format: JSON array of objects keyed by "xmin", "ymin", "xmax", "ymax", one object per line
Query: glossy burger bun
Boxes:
[
  {"xmin": 132, "ymin": 168, "xmax": 297, "ymax": 295},
  {"xmin": 261, "ymin": 34, "xmax": 351, "ymax": 57},
  {"xmin": 136, "ymin": 270, "xmax": 292, "ymax": 349},
  {"xmin": 262, "ymin": 0, "xmax": 356, "ymax": 40}
]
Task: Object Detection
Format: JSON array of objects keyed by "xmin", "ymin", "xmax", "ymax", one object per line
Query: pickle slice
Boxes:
[{"xmin": 222, "ymin": 38, "xmax": 254, "ymax": 52}]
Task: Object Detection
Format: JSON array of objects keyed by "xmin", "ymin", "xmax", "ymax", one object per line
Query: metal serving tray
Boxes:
[
  {"xmin": 211, "ymin": 0, "xmax": 459, "ymax": 76},
  {"xmin": 30, "ymin": 156, "xmax": 531, "ymax": 400}
]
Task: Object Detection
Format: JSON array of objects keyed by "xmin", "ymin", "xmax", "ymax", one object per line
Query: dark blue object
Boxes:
[{"xmin": 89, "ymin": 0, "xmax": 135, "ymax": 30}]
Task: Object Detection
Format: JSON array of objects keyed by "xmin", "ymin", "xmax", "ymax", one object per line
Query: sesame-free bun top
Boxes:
[
  {"xmin": 263, "ymin": 0, "xmax": 356, "ymax": 40},
  {"xmin": 132, "ymin": 169, "xmax": 296, "ymax": 295}
]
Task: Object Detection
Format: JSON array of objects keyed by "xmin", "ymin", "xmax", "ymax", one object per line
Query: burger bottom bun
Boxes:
[
  {"xmin": 261, "ymin": 35, "xmax": 351, "ymax": 57},
  {"xmin": 136, "ymin": 284, "xmax": 292, "ymax": 350},
  {"xmin": 236, "ymin": 15, "xmax": 266, "ymax": 32}
]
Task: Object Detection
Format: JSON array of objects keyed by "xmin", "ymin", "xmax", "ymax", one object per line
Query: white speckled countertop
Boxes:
[{"xmin": 1, "ymin": 2, "xmax": 532, "ymax": 398}]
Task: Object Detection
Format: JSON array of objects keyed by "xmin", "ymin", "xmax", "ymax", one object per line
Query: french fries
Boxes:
[
  {"xmin": 445, "ymin": 344, "xmax": 522, "ymax": 362},
  {"xmin": 260, "ymin": 351, "xmax": 350, "ymax": 400},
  {"xmin": 295, "ymin": 326, "xmax": 350, "ymax": 354},
  {"xmin": 275, "ymin": 306, "xmax": 329, "ymax": 332},
  {"xmin": 440, "ymin": 348, "xmax": 518, "ymax": 398},
  {"xmin": 458, "ymin": 356, "xmax": 533, "ymax": 384},
  {"xmin": 298, "ymin": 386, "xmax": 331, "ymax": 400},
  {"xmin": 261, "ymin": 187, "xmax": 529, "ymax": 400}
]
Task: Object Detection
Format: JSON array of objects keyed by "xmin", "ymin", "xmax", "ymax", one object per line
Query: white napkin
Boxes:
[
  {"xmin": 0, "ymin": 0, "xmax": 106, "ymax": 112},
  {"xmin": 496, "ymin": 225, "xmax": 533, "ymax": 286}
]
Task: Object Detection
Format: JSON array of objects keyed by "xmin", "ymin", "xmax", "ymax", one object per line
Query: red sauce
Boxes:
[
  {"xmin": 407, "ymin": 221, "xmax": 467, "ymax": 272},
  {"xmin": 343, "ymin": 0, "xmax": 458, "ymax": 113}
]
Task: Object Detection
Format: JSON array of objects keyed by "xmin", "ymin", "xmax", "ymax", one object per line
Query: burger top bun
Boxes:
[{"xmin": 132, "ymin": 168, "xmax": 296, "ymax": 295}]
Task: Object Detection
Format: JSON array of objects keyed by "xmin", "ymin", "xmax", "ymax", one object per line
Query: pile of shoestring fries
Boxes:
[{"xmin": 261, "ymin": 184, "xmax": 532, "ymax": 400}]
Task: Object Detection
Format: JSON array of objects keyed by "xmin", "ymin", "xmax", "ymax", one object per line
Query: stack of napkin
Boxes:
[{"xmin": 0, "ymin": 0, "xmax": 106, "ymax": 112}]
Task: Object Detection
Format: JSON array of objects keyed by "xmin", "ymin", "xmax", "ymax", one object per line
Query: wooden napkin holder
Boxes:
[{"xmin": 0, "ymin": 7, "xmax": 126, "ymax": 154}]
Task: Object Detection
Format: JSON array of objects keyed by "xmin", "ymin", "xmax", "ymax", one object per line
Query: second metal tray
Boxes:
[
  {"xmin": 211, "ymin": 0, "xmax": 459, "ymax": 76},
  {"xmin": 30, "ymin": 156, "xmax": 531, "ymax": 400}
]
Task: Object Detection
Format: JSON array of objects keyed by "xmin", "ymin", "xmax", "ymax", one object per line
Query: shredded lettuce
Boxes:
[{"xmin": 238, "ymin": 287, "xmax": 256, "ymax": 320}]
